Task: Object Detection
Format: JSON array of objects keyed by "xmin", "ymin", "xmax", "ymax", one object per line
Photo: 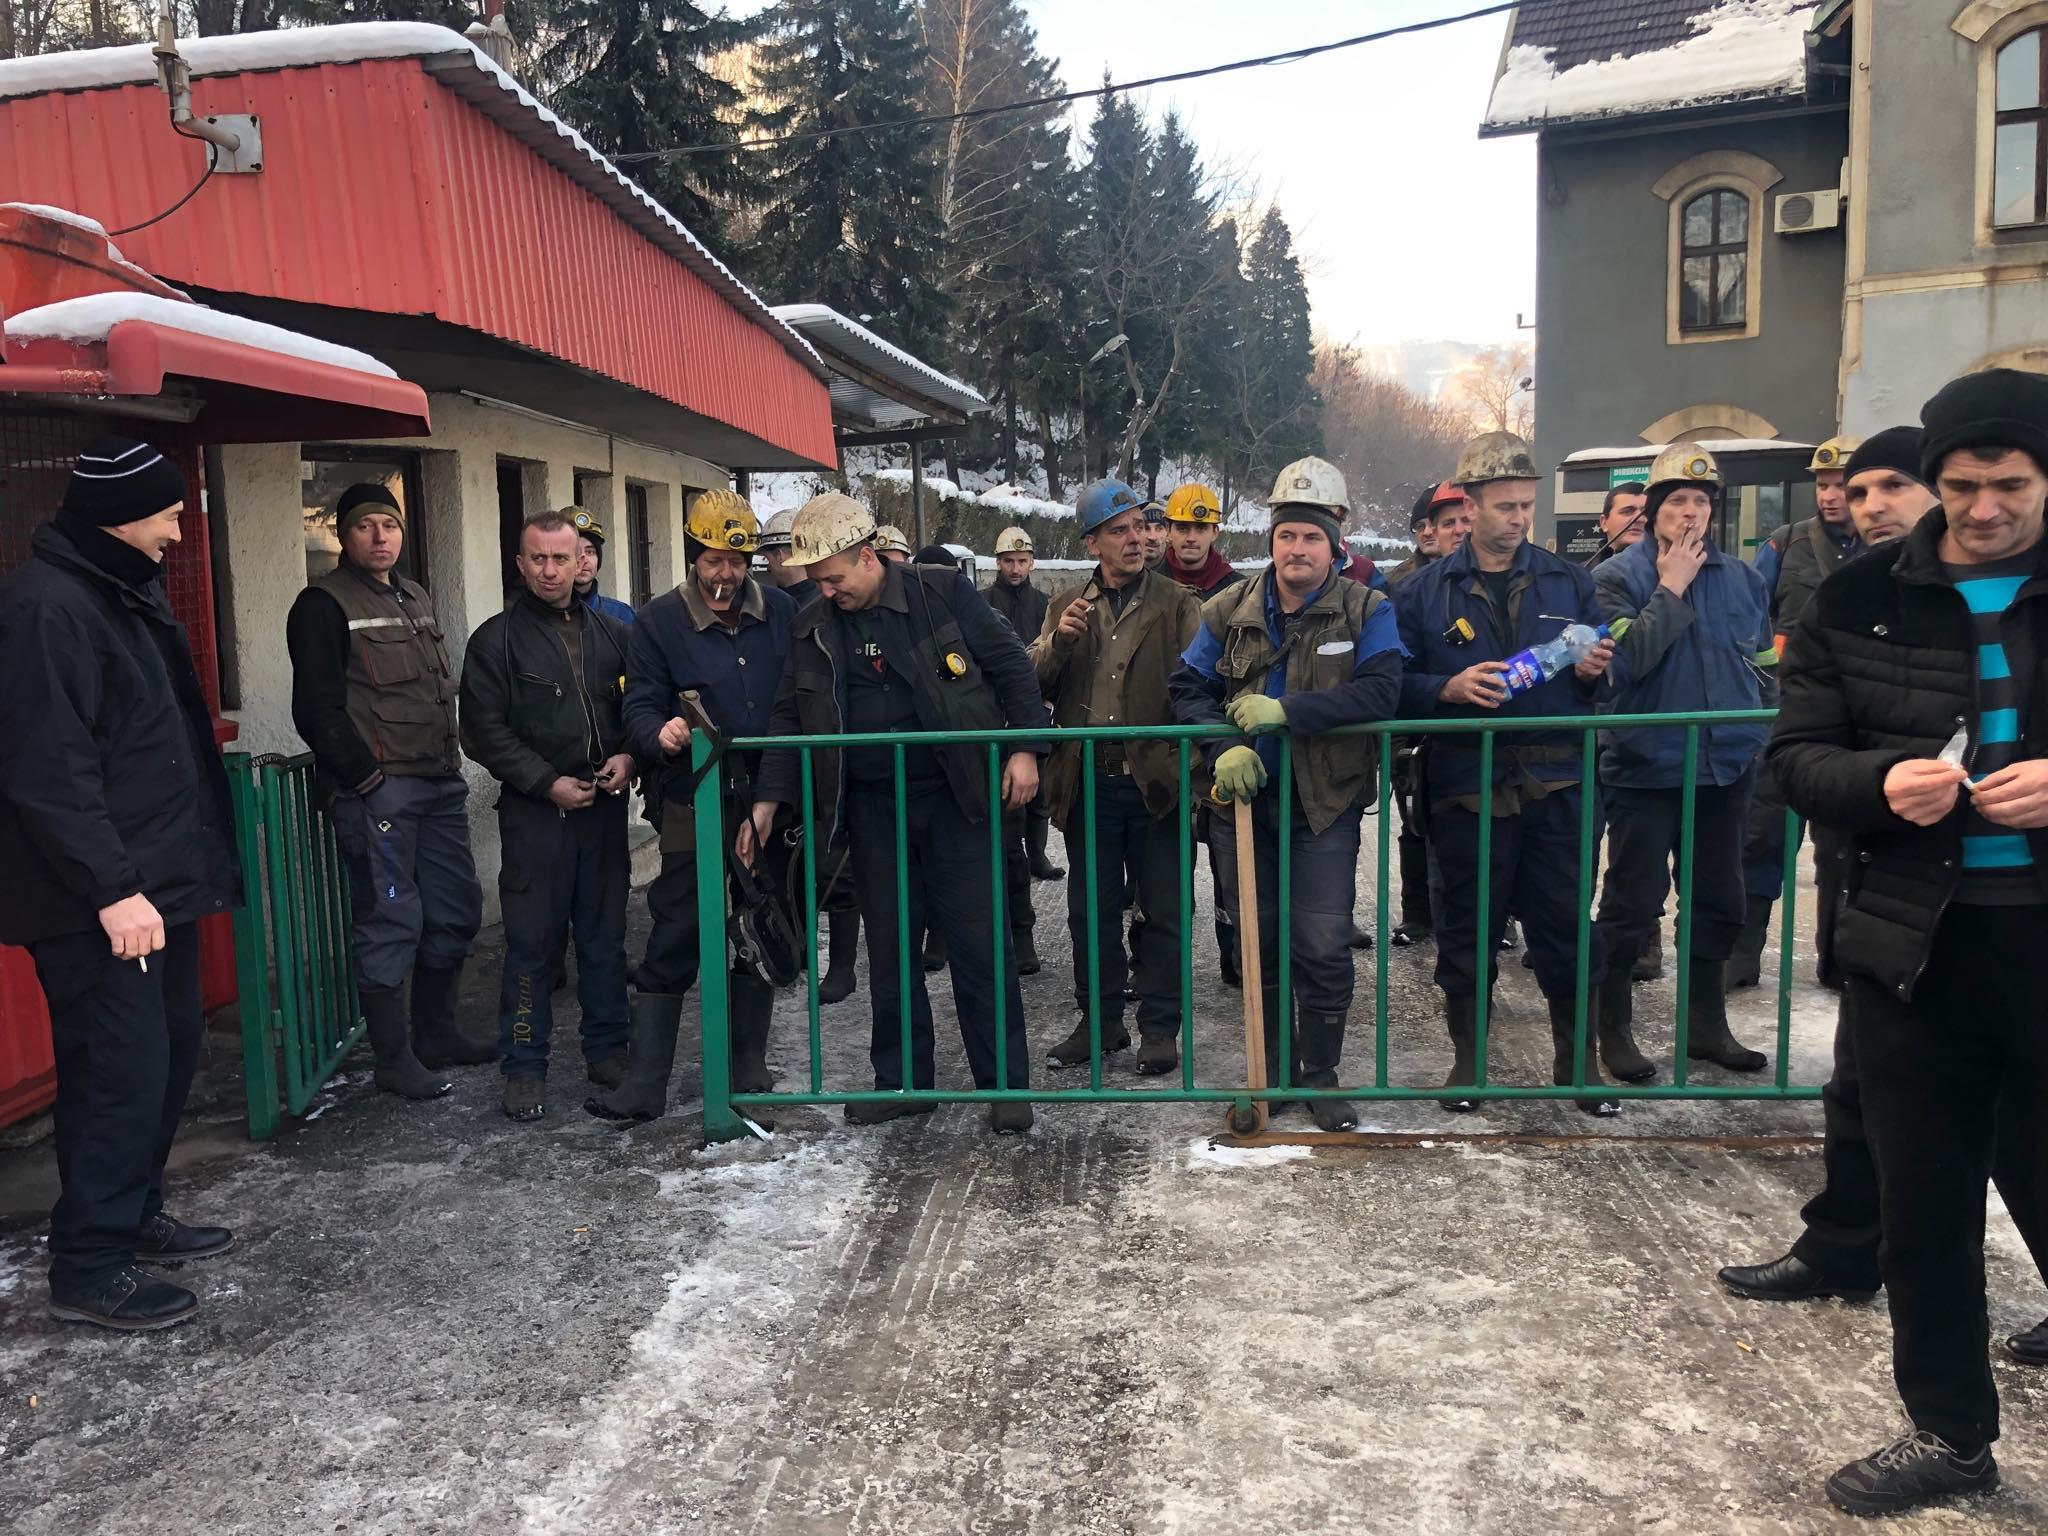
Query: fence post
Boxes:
[
  {"xmin": 697, "ymin": 730, "xmax": 747, "ymax": 1142},
  {"xmin": 226, "ymin": 753, "xmax": 280, "ymax": 1142}
]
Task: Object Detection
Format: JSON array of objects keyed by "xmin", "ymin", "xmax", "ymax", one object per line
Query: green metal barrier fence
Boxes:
[
  {"xmin": 226, "ymin": 751, "xmax": 365, "ymax": 1141},
  {"xmin": 690, "ymin": 711, "xmax": 1817, "ymax": 1142}
]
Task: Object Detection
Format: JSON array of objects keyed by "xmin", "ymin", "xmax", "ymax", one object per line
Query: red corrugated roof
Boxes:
[{"xmin": 0, "ymin": 44, "xmax": 836, "ymax": 467}]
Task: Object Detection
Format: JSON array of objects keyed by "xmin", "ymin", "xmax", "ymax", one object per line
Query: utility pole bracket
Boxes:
[{"xmin": 202, "ymin": 115, "xmax": 263, "ymax": 174}]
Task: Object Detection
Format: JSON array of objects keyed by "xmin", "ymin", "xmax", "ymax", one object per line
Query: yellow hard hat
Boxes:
[
  {"xmin": 563, "ymin": 506, "xmax": 606, "ymax": 543},
  {"xmin": 1164, "ymin": 484, "xmax": 1222, "ymax": 524},
  {"xmin": 791, "ymin": 492, "xmax": 878, "ymax": 565},
  {"xmin": 994, "ymin": 525, "xmax": 1034, "ymax": 555},
  {"xmin": 1809, "ymin": 435, "xmax": 1862, "ymax": 473},
  {"xmin": 1648, "ymin": 442, "xmax": 1725, "ymax": 492},
  {"xmin": 686, "ymin": 488, "xmax": 758, "ymax": 554},
  {"xmin": 1453, "ymin": 431, "xmax": 1542, "ymax": 488},
  {"xmin": 872, "ymin": 524, "xmax": 913, "ymax": 556},
  {"xmin": 1270, "ymin": 456, "xmax": 1349, "ymax": 516}
]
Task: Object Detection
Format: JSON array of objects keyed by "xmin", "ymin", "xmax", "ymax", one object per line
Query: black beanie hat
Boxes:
[
  {"xmin": 1270, "ymin": 503, "xmax": 1344, "ymax": 552},
  {"xmin": 1844, "ymin": 426, "xmax": 1928, "ymax": 488},
  {"xmin": 1409, "ymin": 486, "xmax": 1435, "ymax": 531},
  {"xmin": 1921, "ymin": 367, "xmax": 2048, "ymax": 483},
  {"xmin": 336, "ymin": 482, "xmax": 403, "ymax": 537},
  {"xmin": 59, "ymin": 436, "xmax": 186, "ymax": 527}
]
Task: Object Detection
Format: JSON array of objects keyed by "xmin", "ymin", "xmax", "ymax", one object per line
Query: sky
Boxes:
[{"xmin": 1021, "ymin": 0, "xmax": 1537, "ymax": 349}]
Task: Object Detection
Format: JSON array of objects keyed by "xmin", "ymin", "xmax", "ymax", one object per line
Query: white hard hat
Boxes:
[
  {"xmin": 1270, "ymin": 456, "xmax": 1349, "ymax": 517},
  {"xmin": 757, "ymin": 508, "xmax": 798, "ymax": 551},
  {"xmin": 1453, "ymin": 431, "xmax": 1542, "ymax": 488},
  {"xmin": 994, "ymin": 525, "xmax": 1034, "ymax": 555},
  {"xmin": 790, "ymin": 493, "xmax": 877, "ymax": 566},
  {"xmin": 872, "ymin": 523, "xmax": 913, "ymax": 556}
]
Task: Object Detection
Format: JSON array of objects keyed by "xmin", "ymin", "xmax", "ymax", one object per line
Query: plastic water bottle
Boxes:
[{"xmin": 1500, "ymin": 619, "xmax": 1630, "ymax": 699}]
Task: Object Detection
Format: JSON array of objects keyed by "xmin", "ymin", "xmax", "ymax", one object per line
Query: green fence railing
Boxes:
[
  {"xmin": 226, "ymin": 751, "xmax": 365, "ymax": 1141},
  {"xmin": 690, "ymin": 710, "xmax": 1816, "ymax": 1142}
]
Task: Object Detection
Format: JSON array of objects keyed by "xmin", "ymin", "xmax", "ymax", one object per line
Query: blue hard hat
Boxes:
[{"xmin": 1076, "ymin": 478, "xmax": 1144, "ymax": 536}]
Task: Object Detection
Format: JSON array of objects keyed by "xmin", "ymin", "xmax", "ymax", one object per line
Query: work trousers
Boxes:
[
  {"xmin": 848, "ymin": 783, "xmax": 1032, "ymax": 1091},
  {"xmin": 637, "ymin": 815, "xmax": 777, "ymax": 1044},
  {"xmin": 1241, "ymin": 795, "xmax": 1363, "ymax": 1017},
  {"xmin": 1852, "ymin": 904, "xmax": 2048, "ymax": 1450},
  {"xmin": 331, "ymin": 773, "xmax": 482, "ymax": 992},
  {"xmin": 1003, "ymin": 807, "xmax": 1036, "ymax": 935},
  {"xmin": 1065, "ymin": 772, "xmax": 1182, "ymax": 1037},
  {"xmin": 1739, "ymin": 755, "xmax": 1844, "ymax": 976},
  {"xmin": 32, "ymin": 922, "xmax": 204, "ymax": 1292},
  {"xmin": 1431, "ymin": 786, "xmax": 1605, "ymax": 1000},
  {"xmin": 1791, "ymin": 1005, "xmax": 2046, "ymax": 1295},
  {"xmin": 496, "ymin": 793, "xmax": 630, "ymax": 1078},
  {"xmin": 1596, "ymin": 770, "xmax": 1751, "ymax": 969}
]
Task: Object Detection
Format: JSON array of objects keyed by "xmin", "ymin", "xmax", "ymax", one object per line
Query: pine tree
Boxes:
[
  {"xmin": 1236, "ymin": 206, "xmax": 1321, "ymax": 483},
  {"xmin": 1078, "ymin": 81, "xmax": 1152, "ymax": 479},
  {"xmin": 748, "ymin": 0, "xmax": 949, "ymax": 356},
  {"xmin": 539, "ymin": 0, "xmax": 759, "ymax": 266}
]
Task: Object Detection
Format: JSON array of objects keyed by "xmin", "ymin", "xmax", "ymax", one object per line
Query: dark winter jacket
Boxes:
[
  {"xmin": 1031, "ymin": 566, "xmax": 1201, "ymax": 822},
  {"xmin": 987, "ymin": 575, "xmax": 1050, "ymax": 644},
  {"xmin": 1594, "ymin": 533, "xmax": 1773, "ymax": 790},
  {"xmin": 1763, "ymin": 515, "xmax": 1859, "ymax": 644},
  {"xmin": 757, "ymin": 561, "xmax": 1046, "ymax": 848},
  {"xmin": 1769, "ymin": 512, "xmax": 2048, "ymax": 1001},
  {"xmin": 459, "ymin": 590, "xmax": 635, "ymax": 803},
  {"xmin": 1394, "ymin": 538, "xmax": 1611, "ymax": 804},
  {"xmin": 1171, "ymin": 568, "xmax": 1405, "ymax": 835},
  {"xmin": 0, "ymin": 524, "xmax": 240, "ymax": 945}
]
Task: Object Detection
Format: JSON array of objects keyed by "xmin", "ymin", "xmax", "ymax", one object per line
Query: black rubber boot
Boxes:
[
  {"xmin": 1013, "ymin": 922, "xmax": 1042, "ymax": 976},
  {"xmin": 1596, "ymin": 967, "xmax": 1657, "ymax": 1084},
  {"xmin": 1026, "ymin": 816, "xmax": 1064, "ymax": 880},
  {"xmin": 1297, "ymin": 1009, "xmax": 1357, "ymax": 1131},
  {"xmin": 1438, "ymin": 993, "xmax": 1478, "ymax": 1112},
  {"xmin": 1547, "ymin": 996, "xmax": 1618, "ymax": 1117},
  {"xmin": 1260, "ymin": 986, "xmax": 1292, "ymax": 1117},
  {"xmin": 730, "ymin": 985, "xmax": 774, "ymax": 1096},
  {"xmin": 818, "ymin": 909, "xmax": 858, "ymax": 1005},
  {"xmin": 1725, "ymin": 900, "xmax": 1772, "ymax": 991},
  {"xmin": 922, "ymin": 926, "xmax": 947, "ymax": 973},
  {"xmin": 1686, "ymin": 960, "xmax": 1767, "ymax": 1072},
  {"xmin": 585, "ymin": 992, "xmax": 685, "ymax": 1120},
  {"xmin": 411, "ymin": 961, "xmax": 493, "ymax": 1069},
  {"xmin": 363, "ymin": 985, "xmax": 452, "ymax": 1100},
  {"xmin": 1046, "ymin": 1014, "xmax": 1129, "ymax": 1068},
  {"xmin": 1631, "ymin": 919, "xmax": 1664, "ymax": 982},
  {"xmin": 1217, "ymin": 920, "xmax": 1241, "ymax": 987}
]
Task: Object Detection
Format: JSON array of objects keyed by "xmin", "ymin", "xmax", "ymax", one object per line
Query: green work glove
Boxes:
[
  {"xmin": 1226, "ymin": 693, "xmax": 1288, "ymax": 735},
  {"xmin": 1213, "ymin": 745, "xmax": 1268, "ymax": 803}
]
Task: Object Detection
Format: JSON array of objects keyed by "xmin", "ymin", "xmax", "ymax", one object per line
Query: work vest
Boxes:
[
  {"xmin": 312, "ymin": 565, "xmax": 461, "ymax": 777},
  {"xmin": 1204, "ymin": 571, "xmax": 1382, "ymax": 835}
]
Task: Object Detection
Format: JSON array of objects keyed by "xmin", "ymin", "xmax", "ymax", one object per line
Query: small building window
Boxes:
[
  {"xmin": 625, "ymin": 482, "xmax": 653, "ymax": 609},
  {"xmin": 1996, "ymin": 27, "xmax": 2048, "ymax": 227},
  {"xmin": 303, "ymin": 448, "xmax": 425, "ymax": 586},
  {"xmin": 1679, "ymin": 189, "xmax": 1749, "ymax": 332}
]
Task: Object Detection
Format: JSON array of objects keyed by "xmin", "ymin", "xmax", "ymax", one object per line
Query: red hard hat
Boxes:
[{"xmin": 1429, "ymin": 481, "xmax": 1467, "ymax": 509}]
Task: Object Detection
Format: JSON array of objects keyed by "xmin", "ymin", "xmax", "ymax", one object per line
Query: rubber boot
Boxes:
[
  {"xmin": 922, "ymin": 926, "xmax": 947, "ymax": 973},
  {"xmin": 1439, "ymin": 993, "xmax": 1478, "ymax": 1113},
  {"xmin": 410, "ymin": 961, "xmax": 493, "ymax": 1068},
  {"xmin": 1596, "ymin": 966, "xmax": 1657, "ymax": 1084},
  {"xmin": 1686, "ymin": 960, "xmax": 1767, "ymax": 1072},
  {"xmin": 818, "ymin": 909, "xmax": 859, "ymax": 1005},
  {"xmin": 1725, "ymin": 900, "xmax": 1772, "ymax": 991},
  {"xmin": 730, "ymin": 982, "xmax": 774, "ymax": 1096},
  {"xmin": 1297, "ymin": 1009, "xmax": 1358, "ymax": 1131},
  {"xmin": 363, "ymin": 985, "xmax": 452, "ymax": 1100},
  {"xmin": 1632, "ymin": 919, "xmax": 1664, "ymax": 982},
  {"xmin": 1013, "ymin": 922, "xmax": 1042, "ymax": 977},
  {"xmin": 1547, "ymin": 996, "xmax": 1618, "ymax": 1117},
  {"xmin": 1217, "ymin": 920, "xmax": 1241, "ymax": 987},
  {"xmin": 585, "ymin": 992, "xmax": 685, "ymax": 1120},
  {"xmin": 1027, "ymin": 815, "xmax": 1064, "ymax": 880}
]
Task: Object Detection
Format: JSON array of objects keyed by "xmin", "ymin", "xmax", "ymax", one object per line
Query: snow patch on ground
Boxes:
[
  {"xmin": 1185, "ymin": 1137, "xmax": 1313, "ymax": 1170},
  {"xmin": 1486, "ymin": 0, "xmax": 1818, "ymax": 130}
]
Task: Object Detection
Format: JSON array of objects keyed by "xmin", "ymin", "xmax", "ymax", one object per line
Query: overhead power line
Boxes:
[{"xmin": 613, "ymin": 2, "xmax": 1518, "ymax": 164}]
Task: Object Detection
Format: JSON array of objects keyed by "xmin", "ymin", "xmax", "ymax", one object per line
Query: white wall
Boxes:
[{"xmin": 217, "ymin": 392, "xmax": 732, "ymax": 920}]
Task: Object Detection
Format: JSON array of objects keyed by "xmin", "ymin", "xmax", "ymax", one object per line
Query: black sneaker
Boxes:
[
  {"xmin": 1825, "ymin": 1431, "xmax": 1998, "ymax": 1517},
  {"xmin": 135, "ymin": 1213, "xmax": 234, "ymax": 1264},
  {"xmin": 49, "ymin": 1266, "xmax": 198, "ymax": 1332}
]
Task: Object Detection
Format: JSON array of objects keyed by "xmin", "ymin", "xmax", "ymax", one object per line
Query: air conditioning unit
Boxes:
[{"xmin": 1774, "ymin": 189, "xmax": 1842, "ymax": 234}]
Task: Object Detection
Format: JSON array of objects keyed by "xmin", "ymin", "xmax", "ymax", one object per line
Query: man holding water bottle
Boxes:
[{"xmin": 1394, "ymin": 431, "xmax": 1621, "ymax": 1116}]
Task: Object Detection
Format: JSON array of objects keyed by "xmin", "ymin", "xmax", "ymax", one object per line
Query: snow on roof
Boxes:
[
  {"xmin": 0, "ymin": 24, "xmax": 826, "ymax": 380},
  {"xmin": 771, "ymin": 305, "xmax": 988, "ymax": 423},
  {"xmin": 0, "ymin": 201, "xmax": 181, "ymax": 295},
  {"xmin": 1564, "ymin": 438, "xmax": 1815, "ymax": 462},
  {"xmin": 1483, "ymin": 0, "xmax": 1819, "ymax": 134},
  {"xmin": 6, "ymin": 291, "xmax": 398, "ymax": 378}
]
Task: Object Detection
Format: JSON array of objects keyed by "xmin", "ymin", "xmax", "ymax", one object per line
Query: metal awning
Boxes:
[{"xmin": 770, "ymin": 304, "xmax": 988, "ymax": 433}]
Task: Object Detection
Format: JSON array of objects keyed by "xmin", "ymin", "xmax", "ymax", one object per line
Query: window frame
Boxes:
[
  {"xmin": 1963, "ymin": 4, "xmax": 2048, "ymax": 248},
  {"xmin": 1654, "ymin": 152, "xmax": 1779, "ymax": 348},
  {"xmin": 302, "ymin": 444, "xmax": 428, "ymax": 588},
  {"xmin": 1678, "ymin": 189, "xmax": 1753, "ymax": 334},
  {"xmin": 625, "ymin": 481, "xmax": 653, "ymax": 609}
]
